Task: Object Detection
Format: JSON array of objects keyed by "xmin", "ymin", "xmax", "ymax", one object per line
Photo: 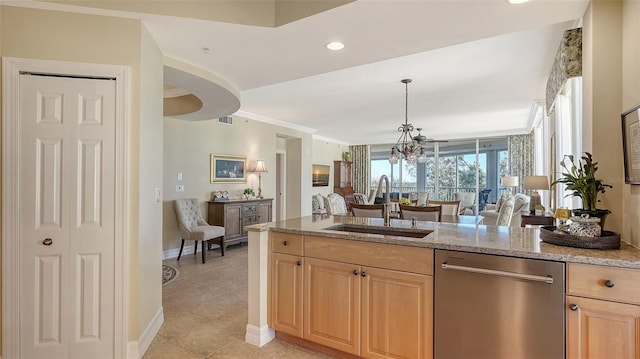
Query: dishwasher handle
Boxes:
[{"xmin": 441, "ymin": 263, "xmax": 554, "ymax": 284}]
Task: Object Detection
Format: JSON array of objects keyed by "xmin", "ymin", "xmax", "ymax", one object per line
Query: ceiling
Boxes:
[{"xmin": 7, "ymin": 0, "xmax": 590, "ymax": 145}]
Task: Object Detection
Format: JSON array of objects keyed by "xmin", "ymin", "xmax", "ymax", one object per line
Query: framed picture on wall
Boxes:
[
  {"xmin": 622, "ymin": 103, "xmax": 640, "ymax": 184},
  {"xmin": 210, "ymin": 154, "xmax": 247, "ymax": 183},
  {"xmin": 312, "ymin": 164, "xmax": 330, "ymax": 187}
]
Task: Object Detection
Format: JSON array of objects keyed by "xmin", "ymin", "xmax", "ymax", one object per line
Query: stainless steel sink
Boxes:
[{"xmin": 324, "ymin": 224, "xmax": 432, "ymax": 238}]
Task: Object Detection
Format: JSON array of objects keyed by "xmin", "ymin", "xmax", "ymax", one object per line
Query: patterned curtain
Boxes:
[
  {"xmin": 349, "ymin": 145, "xmax": 370, "ymax": 194},
  {"xmin": 508, "ymin": 133, "xmax": 535, "ymax": 195},
  {"xmin": 546, "ymin": 27, "xmax": 582, "ymax": 115}
]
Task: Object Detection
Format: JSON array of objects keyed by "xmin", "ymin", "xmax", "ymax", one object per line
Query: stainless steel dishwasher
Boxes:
[{"xmin": 435, "ymin": 249, "xmax": 565, "ymax": 359}]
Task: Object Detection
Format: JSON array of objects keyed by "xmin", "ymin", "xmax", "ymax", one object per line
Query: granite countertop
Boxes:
[{"xmin": 247, "ymin": 215, "xmax": 640, "ymax": 269}]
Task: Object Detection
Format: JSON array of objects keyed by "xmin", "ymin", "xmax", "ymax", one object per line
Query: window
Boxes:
[{"xmin": 370, "ymin": 137, "xmax": 507, "ymax": 213}]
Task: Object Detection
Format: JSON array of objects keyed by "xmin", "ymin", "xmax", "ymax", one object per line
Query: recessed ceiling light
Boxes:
[
  {"xmin": 508, "ymin": 0, "xmax": 530, "ymax": 4},
  {"xmin": 326, "ymin": 41, "xmax": 345, "ymax": 51}
]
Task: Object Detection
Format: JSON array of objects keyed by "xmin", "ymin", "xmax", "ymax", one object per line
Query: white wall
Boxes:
[
  {"xmin": 136, "ymin": 24, "xmax": 164, "ymax": 341},
  {"xmin": 0, "ymin": 5, "xmax": 164, "ymax": 346},
  {"xmin": 162, "ymin": 115, "xmax": 313, "ymax": 254},
  {"xmin": 582, "ymin": 0, "xmax": 624, "ymax": 234},
  {"xmin": 311, "ymin": 137, "xmax": 348, "ymax": 197},
  {"xmin": 622, "ymin": 0, "xmax": 640, "ymax": 247}
]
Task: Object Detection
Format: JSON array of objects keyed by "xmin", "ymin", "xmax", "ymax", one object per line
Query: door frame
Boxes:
[
  {"xmin": 276, "ymin": 150, "xmax": 286, "ymax": 221},
  {"xmin": 2, "ymin": 57, "xmax": 130, "ymax": 358}
]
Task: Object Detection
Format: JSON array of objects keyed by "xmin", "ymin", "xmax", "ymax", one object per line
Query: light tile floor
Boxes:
[{"xmin": 144, "ymin": 245, "xmax": 336, "ymax": 359}]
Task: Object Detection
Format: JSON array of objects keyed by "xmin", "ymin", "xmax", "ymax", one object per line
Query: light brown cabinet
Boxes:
[
  {"xmin": 207, "ymin": 199, "xmax": 272, "ymax": 247},
  {"xmin": 361, "ymin": 266, "xmax": 432, "ymax": 359},
  {"xmin": 304, "ymin": 257, "xmax": 361, "ymax": 355},
  {"xmin": 270, "ymin": 233, "xmax": 433, "ymax": 358},
  {"xmin": 566, "ymin": 263, "xmax": 640, "ymax": 359},
  {"xmin": 270, "ymin": 252, "xmax": 304, "ymax": 337},
  {"xmin": 269, "ymin": 232, "xmax": 304, "ymax": 337}
]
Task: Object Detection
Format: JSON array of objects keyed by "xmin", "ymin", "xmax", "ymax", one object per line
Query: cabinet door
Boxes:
[
  {"xmin": 361, "ymin": 267, "xmax": 433, "ymax": 359},
  {"xmin": 567, "ymin": 295, "xmax": 640, "ymax": 359},
  {"xmin": 258, "ymin": 202, "xmax": 272, "ymax": 223},
  {"xmin": 270, "ymin": 253, "xmax": 303, "ymax": 337},
  {"xmin": 304, "ymin": 258, "xmax": 360, "ymax": 355},
  {"xmin": 224, "ymin": 204, "xmax": 242, "ymax": 239}
]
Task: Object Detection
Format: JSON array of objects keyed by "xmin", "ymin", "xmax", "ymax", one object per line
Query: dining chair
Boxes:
[
  {"xmin": 400, "ymin": 204, "xmax": 442, "ymax": 222},
  {"xmin": 174, "ymin": 198, "xmax": 226, "ymax": 263},
  {"xmin": 350, "ymin": 203, "xmax": 386, "ymax": 218},
  {"xmin": 427, "ymin": 200, "xmax": 461, "ymax": 216}
]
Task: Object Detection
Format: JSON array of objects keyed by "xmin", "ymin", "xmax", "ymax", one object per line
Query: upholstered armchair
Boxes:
[
  {"xmin": 480, "ymin": 193, "xmax": 530, "ymax": 227},
  {"xmin": 174, "ymin": 198, "xmax": 225, "ymax": 263},
  {"xmin": 455, "ymin": 192, "xmax": 476, "ymax": 215},
  {"xmin": 323, "ymin": 193, "xmax": 349, "ymax": 215}
]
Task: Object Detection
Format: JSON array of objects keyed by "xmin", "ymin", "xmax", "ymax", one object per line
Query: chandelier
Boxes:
[{"xmin": 388, "ymin": 79, "xmax": 426, "ymax": 164}]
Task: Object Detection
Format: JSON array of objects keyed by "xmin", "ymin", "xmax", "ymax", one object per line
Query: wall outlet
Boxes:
[
  {"xmin": 155, "ymin": 188, "xmax": 161, "ymax": 203},
  {"xmin": 175, "ymin": 185, "xmax": 185, "ymax": 193}
]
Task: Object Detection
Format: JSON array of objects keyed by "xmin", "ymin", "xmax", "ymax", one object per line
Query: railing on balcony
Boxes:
[
  {"xmin": 369, "ymin": 185, "xmax": 495, "ymax": 212},
  {"xmin": 370, "ymin": 185, "xmax": 477, "ymax": 200}
]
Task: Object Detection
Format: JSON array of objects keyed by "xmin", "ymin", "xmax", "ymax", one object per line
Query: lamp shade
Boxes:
[
  {"xmin": 253, "ymin": 160, "xmax": 268, "ymax": 173},
  {"xmin": 500, "ymin": 176, "xmax": 519, "ymax": 187},
  {"xmin": 554, "ymin": 208, "xmax": 572, "ymax": 219},
  {"xmin": 524, "ymin": 176, "xmax": 549, "ymax": 190}
]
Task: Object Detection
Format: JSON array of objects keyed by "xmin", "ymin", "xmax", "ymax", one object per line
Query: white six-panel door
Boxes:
[{"xmin": 19, "ymin": 74, "xmax": 116, "ymax": 358}]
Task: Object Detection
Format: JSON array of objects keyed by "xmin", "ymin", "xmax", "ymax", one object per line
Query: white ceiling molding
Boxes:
[
  {"xmin": 234, "ymin": 110, "xmax": 316, "ymax": 134},
  {"xmin": 312, "ymin": 134, "xmax": 350, "ymax": 146},
  {"xmin": 163, "ymin": 56, "xmax": 240, "ymax": 121},
  {"xmin": 163, "ymin": 87, "xmax": 191, "ymax": 98}
]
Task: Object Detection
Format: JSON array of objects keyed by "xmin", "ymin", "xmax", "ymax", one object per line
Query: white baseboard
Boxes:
[
  {"xmin": 163, "ymin": 243, "xmax": 220, "ymax": 260},
  {"xmin": 127, "ymin": 306, "xmax": 164, "ymax": 358},
  {"xmin": 245, "ymin": 324, "xmax": 275, "ymax": 347}
]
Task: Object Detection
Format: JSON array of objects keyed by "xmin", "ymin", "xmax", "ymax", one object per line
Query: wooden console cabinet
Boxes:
[{"xmin": 207, "ymin": 198, "xmax": 272, "ymax": 246}]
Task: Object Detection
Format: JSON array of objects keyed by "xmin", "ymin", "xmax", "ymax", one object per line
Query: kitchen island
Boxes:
[{"xmin": 244, "ymin": 215, "xmax": 640, "ymax": 358}]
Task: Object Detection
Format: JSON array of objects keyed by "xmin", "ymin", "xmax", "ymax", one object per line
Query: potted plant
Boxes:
[
  {"xmin": 552, "ymin": 152, "xmax": 612, "ymax": 227},
  {"xmin": 243, "ymin": 187, "xmax": 255, "ymax": 199}
]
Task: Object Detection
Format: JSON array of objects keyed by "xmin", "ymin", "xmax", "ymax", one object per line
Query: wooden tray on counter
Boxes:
[{"xmin": 539, "ymin": 226, "xmax": 620, "ymax": 250}]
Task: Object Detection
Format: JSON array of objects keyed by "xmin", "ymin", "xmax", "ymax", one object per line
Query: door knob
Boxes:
[
  {"xmin": 361, "ymin": 272, "xmax": 367, "ymax": 277},
  {"xmin": 42, "ymin": 238, "xmax": 53, "ymax": 246},
  {"xmin": 605, "ymin": 280, "xmax": 615, "ymax": 288},
  {"xmin": 297, "ymin": 261, "xmax": 302, "ymax": 266},
  {"xmin": 569, "ymin": 304, "xmax": 579, "ymax": 311},
  {"xmin": 353, "ymin": 270, "xmax": 359, "ymax": 276}
]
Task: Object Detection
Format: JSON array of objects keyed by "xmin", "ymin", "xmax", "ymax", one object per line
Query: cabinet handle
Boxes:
[
  {"xmin": 361, "ymin": 271, "xmax": 367, "ymax": 277},
  {"xmin": 42, "ymin": 238, "xmax": 53, "ymax": 246},
  {"xmin": 297, "ymin": 261, "xmax": 302, "ymax": 266},
  {"xmin": 283, "ymin": 241, "xmax": 288, "ymax": 246},
  {"xmin": 353, "ymin": 270, "xmax": 359, "ymax": 276},
  {"xmin": 605, "ymin": 280, "xmax": 615, "ymax": 288},
  {"xmin": 569, "ymin": 304, "xmax": 579, "ymax": 311}
]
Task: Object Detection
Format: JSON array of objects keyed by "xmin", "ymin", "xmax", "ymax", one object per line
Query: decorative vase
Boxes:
[
  {"xmin": 342, "ymin": 151, "xmax": 351, "ymax": 162},
  {"xmin": 572, "ymin": 208, "xmax": 611, "ymax": 231}
]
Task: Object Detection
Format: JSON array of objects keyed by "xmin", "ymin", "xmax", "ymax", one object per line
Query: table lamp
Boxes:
[
  {"xmin": 500, "ymin": 176, "xmax": 519, "ymax": 195},
  {"xmin": 252, "ymin": 160, "xmax": 268, "ymax": 199},
  {"xmin": 554, "ymin": 208, "xmax": 572, "ymax": 229},
  {"xmin": 524, "ymin": 175, "xmax": 549, "ymax": 214}
]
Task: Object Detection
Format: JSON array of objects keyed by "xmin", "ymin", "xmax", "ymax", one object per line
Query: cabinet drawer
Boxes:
[
  {"xmin": 243, "ymin": 204, "xmax": 258, "ymax": 213},
  {"xmin": 568, "ymin": 263, "xmax": 640, "ymax": 305},
  {"xmin": 305, "ymin": 236, "xmax": 433, "ymax": 275},
  {"xmin": 244, "ymin": 215, "xmax": 258, "ymax": 226},
  {"xmin": 271, "ymin": 232, "xmax": 303, "ymax": 255}
]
